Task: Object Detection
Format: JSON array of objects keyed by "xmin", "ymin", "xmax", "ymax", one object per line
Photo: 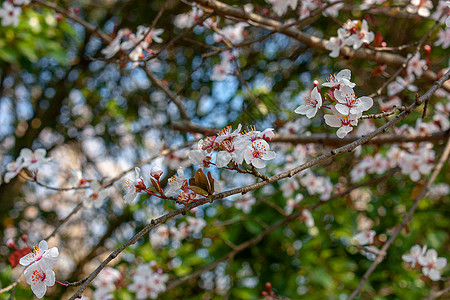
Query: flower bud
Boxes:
[
  {"xmin": 20, "ymin": 234, "xmax": 28, "ymax": 243},
  {"xmin": 262, "ymin": 128, "xmax": 275, "ymax": 142},
  {"xmin": 151, "ymin": 166, "xmax": 163, "ymax": 180},
  {"xmin": 6, "ymin": 238, "xmax": 17, "ymax": 249}
]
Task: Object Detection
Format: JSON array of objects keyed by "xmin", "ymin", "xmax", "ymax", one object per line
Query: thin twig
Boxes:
[{"xmin": 348, "ymin": 135, "xmax": 450, "ymax": 299}]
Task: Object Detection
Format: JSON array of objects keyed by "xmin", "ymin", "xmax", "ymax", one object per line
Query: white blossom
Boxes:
[
  {"xmin": 353, "ymin": 230, "xmax": 376, "ymax": 245},
  {"xmin": 243, "ymin": 139, "xmax": 276, "ymax": 169},
  {"xmin": 324, "ymin": 106, "xmax": 361, "ymax": 138},
  {"xmin": 418, "ymin": 249, "xmax": 447, "ymax": 281},
  {"xmin": 402, "ymin": 244, "xmax": 427, "ymax": 268},
  {"xmin": 0, "ymin": 1, "xmax": 21, "ymax": 27},
  {"xmin": 294, "ymin": 86, "xmax": 323, "ymax": 119}
]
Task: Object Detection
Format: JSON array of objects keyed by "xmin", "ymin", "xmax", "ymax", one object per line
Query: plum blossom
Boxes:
[
  {"xmin": 85, "ymin": 181, "xmax": 108, "ymax": 208},
  {"xmin": 402, "ymin": 244, "xmax": 427, "ymax": 268},
  {"xmin": 165, "ymin": 167, "xmax": 187, "ymax": 196},
  {"xmin": 210, "ymin": 60, "xmax": 232, "ymax": 81},
  {"xmin": 300, "ymin": 172, "xmax": 325, "ymax": 196},
  {"xmin": 334, "ymin": 86, "xmax": 373, "ymax": 115},
  {"xmin": 243, "ymin": 139, "xmax": 276, "ymax": 169},
  {"xmin": 345, "ymin": 20, "xmax": 375, "ymax": 49},
  {"xmin": 24, "ymin": 261, "xmax": 56, "ymax": 298},
  {"xmin": 173, "ymin": 6, "xmax": 204, "ymax": 29},
  {"xmin": 150, "ymin": 224, "xmax": 170, "ymax": 248},
  {"xmin": 418, "ymin": 249, "xmax": 447, "ymax": 281},
  {"xmin": 0, "ymin": 1, "xmax": 21, "ymax": 27},
  {"xmin": 93, "ymin": 267, "xmax": 121, "ymax": 297},
  {"xmin": 266, "ymin": 0, "xmax": 298, "ymax": 16},
  {"xmin": 322, "ymin": 0, "xmax": 344, "ymax": 18},
  {"xmin": 285, "ymin": 193, "xmax": 303, "ymax": 214},
  {"xmin": 129, "ymin": 264, "xmax": 169, "ymax": 299},
  {"xmin": 406, "ymin": 53, "xmax": 427, "ymax": 78},
  {"xmin": 189, "ymin": 141, "xmax": 212, "ymax": 167},
  {"xmin": 294, "ymin": 86, "xmax": 323, "ymax": 118},
  {"xmin": 19, "ymin": 148, "xmax": 51, "ymax": 172},
  {"xmin": 387, "ymin": 76, "xmax": 418, "ymax": 96},
  {"xmin": 367, "ymin": 153, "xmax": 389, "ymax": 175},
  {"xmin": 4, "ymin": 158, "xmax": 24, "ymax": 183},
  {"xmin": 325, "ymin": 28, "xmax": 347, "ymax": 58},
  {"xmin": 170, "ymin": 222, "xmax": 190, "ymax": 242},
  {"xmin": 123, "ymin": 167, "xmax": 147, "ymax": 203},
  {"xmin": 399, "ymin": 145, "xmax": 435, "ymax": 182},
  {"xmin": 300, "ymin": 209, "xmax": 314, "ymax": 227},
  {"xmin": 406, "ymin": 0, "xmax": 433, "ymax": 17},
  {"xmin": 214, "ymin": 23, "xmax": 248, "ymax": 45},
  {"xmin": 299, "ymin": 0, "xmax": 318, "ymax": 20},
  {"xmin": 19, "ymin": 240, "xmax": 59, "ymax": 268},
  {"xmin": 20, "ymin": 240, "xmax": 59, "ymax": 299},
  {"xmin": 322, "ymin": 69, "xmax": 356, "ymax": 89},
  {"xmin": 431, "ymin": 1, "xmax": 450, "ymax": 24},
  {"xmin": 235, "ymin": 193, "xmax": 256, "ymax": 214},
  {"xmin": 447, "ymin": 1, "xmax": 450, "ymax": 27},
  {"xmin": 101, "ymin": 28, "xmax": 131, "ymax": 58},
  {"xmin": 434, "ymin": 28, "xmax": 450, "ymax": 49},
  {"xmin": 324, "ymin": 106, "xmax": 361, "ymax": 138},
  {"xmin": 187, "ymin": 217, "xmax": 207, "ymax": 234},
  {"xmin": 352, "ymin": 230, "xmax": 376, "ymax": 245},
  {"xmin": 281, "ymin": 178, "xmax": 300, "ymax": 198}
]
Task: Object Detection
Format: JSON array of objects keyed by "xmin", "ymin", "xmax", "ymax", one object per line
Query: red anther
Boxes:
[
  {"xmin": 73, "ymin": 7, "xmax": 80, "ymax": 15},
  {"xmin": 262, "ymin": 291, "xmax": 268, "ymax": 296},
  {"xmin": 424, "ymin": 45, "xmax": 431, "ymax": 56},
  {"xmin": 265, "ymin": 282, "xmax": 272, "ymax": 290}
]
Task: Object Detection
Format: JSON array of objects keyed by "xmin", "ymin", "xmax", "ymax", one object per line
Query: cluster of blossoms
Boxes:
[
  {"xmin": 92, "ymin": 267, "xmax": 122, "ymax": 299},
  {"xmin": 3, "ymin": 148, "xmax": 51, "ymax": 183},
  {"xmin": 286, "ymin": 196, "xmax": 315, "ymax": 228},
  {"xmin": 281, "ymin": 170, "xmax": 333, "ymax": 201},
  {"xmin": 150, "ymin": 216, "xmax": 206, "ymax": 248},
  {"xmin": 325, "ymin": 19, "xmax": 375, "ymax": 57},
  {"xmin": 123, "ymin": 166, "xmax": 165, "ymax": 203},
  {"xmin": 128, "ymin": 262, "xmax": 169, "ymax": 299},
  {"xmin": 189, "ymin": 124, "xmax": 276, "ymax": 169},
  {"xmin": 234, "ymin": 193, "xmax": 256, "ymax": 214},
  {"xmin": 402, "ymin": 245, "xmax": 447, "ymax": 281},
  {"xmin": 210, "ymin": 50, "xmax": 238, "ymax": 81},
  {"xmin": 101, "ymin": 25, "xmax": 164, "ymax": 68},
  {"xmin": 351, "ymin": 142, "xmax": 435, "ymax": 182},
  {"xmin": 387, "ymin": 51, "xmax": 428, "ymax": 96},
  {"xmin": 295, "ymin": 69, "xmax": 373, "ymax": 138},
  {"xmin": 350, "ymin": 101, "xmax": 448, "ymax": 183},
  {"xmin": 433, "ymin": 1, "xmax": 450, "ymax": 49},
  {"xmin": 19, "ymin": 240, "xmax": 59, "ymax": 298},
  {"xmin": 0, "ymin": 0, "xmax": 30, "ymax": 27}
]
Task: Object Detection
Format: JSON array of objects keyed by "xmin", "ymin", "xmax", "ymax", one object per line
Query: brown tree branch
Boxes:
[
  {"xmin": 191, "ymin": 0, "xmax": 450, "ymax": 92},
  {"xmin": 67, "ymin": 70, "xmax": 450, "ymax": 299}
]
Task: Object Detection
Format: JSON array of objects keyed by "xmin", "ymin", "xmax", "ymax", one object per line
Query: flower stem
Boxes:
[{"xmin": 55, "ymin": 280, "xmax": 68, "ymax": 287}]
